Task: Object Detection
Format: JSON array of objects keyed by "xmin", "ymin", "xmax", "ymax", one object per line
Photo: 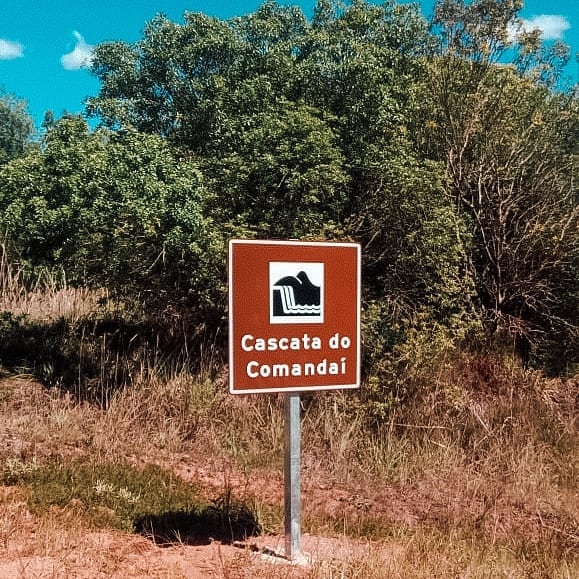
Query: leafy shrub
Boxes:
[
  {"xmin": 0, "ymin": 117, "xmax": 223, "ymax": 321},
  {"xmin": 362, "ymin": 310, "xmax": 483, "ymax": 423}
]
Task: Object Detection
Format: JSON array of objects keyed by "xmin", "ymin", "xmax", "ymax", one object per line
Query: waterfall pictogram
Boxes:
[{"xmin": 269, "ymin": 262, "xmax": 324, "ymax": 324}]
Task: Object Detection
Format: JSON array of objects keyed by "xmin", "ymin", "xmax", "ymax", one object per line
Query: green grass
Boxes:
[
  {"xmin": 2, "ymin": 459, "xmax": 202, "ymax": 532},
  {"xmin": 1, "ymin": 458, "xmax": 262, "ymax": 545}
]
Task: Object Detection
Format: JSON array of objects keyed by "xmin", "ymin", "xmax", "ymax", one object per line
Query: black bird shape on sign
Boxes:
[{"xmin": 273, "ymin": 271, "xmax": 320, "ymax": 316}]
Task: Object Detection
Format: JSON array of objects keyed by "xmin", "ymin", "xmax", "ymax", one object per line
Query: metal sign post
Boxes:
[
  {"xmin": 284, "ymin": 393, "xmax": 301, "ymax": 560},
  {"xmin": 228, "ymin": 239, "xmax": 361, "ymax": 562}
]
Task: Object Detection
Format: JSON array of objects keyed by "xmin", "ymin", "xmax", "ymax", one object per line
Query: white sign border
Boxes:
[{"xmin": 228, "ymin": 239, "xmax": 361, "ymax": 395}]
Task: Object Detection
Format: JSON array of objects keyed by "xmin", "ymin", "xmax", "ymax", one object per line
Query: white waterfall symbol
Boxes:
[{"xmin": 276, "ymin": 284, "xmax": 322, "ymax": 315}]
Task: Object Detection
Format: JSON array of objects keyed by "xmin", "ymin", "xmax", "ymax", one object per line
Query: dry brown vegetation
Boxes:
[{"xmin": 0, "ymin": 259, "xmax": 577, "ymax": 578}]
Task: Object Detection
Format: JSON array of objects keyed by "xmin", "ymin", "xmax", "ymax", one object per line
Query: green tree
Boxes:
[
  {"xmin": 87, "ymin": 3, "xmax": 306, "ymax": 153},
  {"xmin": 0, "ymin": 116, "xmax": 220, "ymax": 312},
  {"xmin": 87, "ymin": 1, "xmax": 431, "ymax": 171},
  {"xmin": 86, "ymin": 1, "xmax": 467, "ymax": 319},
  {"xmin": 203, "ymin": 99, "xmax": 348, "ymax": 239},
  {"xmin": 416, "ymin": 0, "xmax": 579, "ymax": 366},
  {"xmin": 348, "ymin": 147, "xmax": 473, "ymax": 319},
  {"xmin": 301, "ymin": 0, "xmax": 430, "ymax": 161},
  {"xmin": 0, "ymin": 92, "xmax": 34, "ymax": 165},
  {"xmin": 431, "ymin": 0, "xmax": 522, "ymax": 63},
  {"xmin": 431, "ymin": 0, "xmax": 571, "ymax": 88}
]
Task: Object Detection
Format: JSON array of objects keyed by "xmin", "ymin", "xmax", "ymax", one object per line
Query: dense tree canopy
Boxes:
[
  {"xmin": 415, "ymin": 0, "xmax": 578, "ymax": 361},
  {"xmin": 0, "ymin": 117, "xmax": 220, "ymax": 312},
  {"xmin": 86, "ymin": 0, "xmax": 467, "ymax": 313},
  {"xmin": 0, "ymin": 0, "xmax": 576, "ymax": 373}
]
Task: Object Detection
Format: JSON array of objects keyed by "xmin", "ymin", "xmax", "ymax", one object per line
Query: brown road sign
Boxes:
[{"xmin": 228, "ymin": 239, "xmax": 361, "ymax": 394}]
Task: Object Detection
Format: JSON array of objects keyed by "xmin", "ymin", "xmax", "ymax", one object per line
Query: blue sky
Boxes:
[{"xmin": 1, "ymin": 1, "xmax": 577, "ymax": 130}]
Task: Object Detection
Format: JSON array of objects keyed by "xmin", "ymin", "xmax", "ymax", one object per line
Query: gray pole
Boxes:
[{"xmin": 284, "ymin": 392, "xmax": 301, "ymax": 560}]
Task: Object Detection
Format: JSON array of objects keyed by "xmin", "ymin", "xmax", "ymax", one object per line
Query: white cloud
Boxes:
[
  {"xmin": 519, "ymin": 15, "xmax": 571, "ymax": 41},
  {"xmin": 61, "ymin": 31, "xmax": 93, "ymax": 70},
  {"xmin": 0, "ymin": 39, "xmax": 23, "ymax": 60}
]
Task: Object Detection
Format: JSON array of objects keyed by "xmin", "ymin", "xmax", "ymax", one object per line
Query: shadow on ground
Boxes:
[{"xmin": 134, "ymin": 502, "xmax": 261, "ymax": 546}]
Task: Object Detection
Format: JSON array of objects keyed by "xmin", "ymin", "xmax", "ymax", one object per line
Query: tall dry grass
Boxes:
[
  {"xmin": 1, "ymin": 241, "xmax": 109, "ymax": 322},
  {"xmin": 0, "ymin": 248, "xmax": 577, "ymax": 577}
]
